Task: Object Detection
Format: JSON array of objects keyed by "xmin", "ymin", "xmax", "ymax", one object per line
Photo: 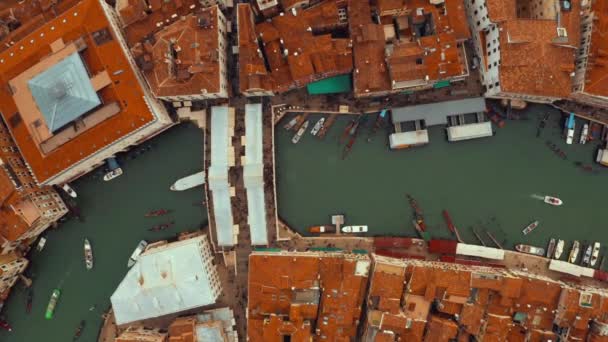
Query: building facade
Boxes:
[{"xmin": 0, "ymin": 252, "xmax": 28, "ymax": 300}]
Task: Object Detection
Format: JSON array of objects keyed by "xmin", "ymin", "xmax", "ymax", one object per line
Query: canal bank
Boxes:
[
  {"xmin": 276, "ymin": 104, "xmax": 607, "ymax": 253},
  {"xmin": 0, "ymin": 123, "xmax": 207, "ymax": 342}
]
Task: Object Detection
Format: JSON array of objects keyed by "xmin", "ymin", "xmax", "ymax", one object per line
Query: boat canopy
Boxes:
[
  {"xmin": 447, "ymin": 122, "xmax": 493, "ymax": 142},
  {"xmin": 389, "ymin": 131, "xmax": 429, "ymax": 149},
  {"xmin": 456, "ymin": 243, "xmax": 505, "ymax": 260}
]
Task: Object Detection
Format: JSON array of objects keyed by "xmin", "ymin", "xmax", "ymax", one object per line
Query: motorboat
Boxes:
[
  {"xmin": 84, "ymin": 239, "xmax": 93, "ymax": 270},
  {"xmin": 543, "ymin": 196, "xmax": 563, "ymax": 206},
  {"xmin": 45, "ymin": 289, "xmax": 61, "ymax": 319},
  {"xmin": 515, "ymin": 244, "xmax": 544, "ymax": 256},
  {"xmin": 308, "ymin": 226, "xmax": 335, "ymax": 234},
  {"xmin": 569, "ymin": 240, "xmax": 580, "ymax": 263},
  {"xmin": 128, "ymin": 240, "xmax": 148, "ymax": 267},
  {"xmin": 292, "ymin": 120, "xmax": 309, "ymax": 144},
  {"xmin": 580, "ymin": 123, "xmax": 589, "ymax": 144},
  {"xmin": 103, "ymin": 157, "xmax": 123, "ymax": 182},
  {"xmin": 283, "ymin": 115, "xmax": 301, "ymax": 130},
  {"xmin": 582, "ymin": 244, "xmax": 593, "ymax": 266},
  {"xmin": 565, "ymin": 113, "xmax": 575, "ymax": 145},
  {"xmin": 522, "ymin": 220, "xmax": 539, "ymax": 235},
  {"xmin": 554, "ymin": 239, "xmax": 565, "ymax": 259},
  {"xmin": 590, "ymin": 242, "xmax": 601, "ymax": 267},
  {"xmin": 310, "ymin": 117, "xmax": 325, "ymax": 136},
  {"xmin": 170, "ymin": 171, "xmax": 205, "ymax": 191},
  {"xmin": 546, "ymin": 238, "xmax": 556, "ymax": 258},
  {"xmin": 36, "ymin": 237, "xmax": 47, "ymax": 252},
  {"xmin": 341, "ymin": 226, "xmax": 368, "ymax": 233},
  {"xmin": 73, "ymin": 320, "xmax": 85, "ymax": 341},
  {"xmin": 144, "ymin": 209, "xmax": 171, "ymax": 217},
  {"xmin": 61, "ymin": 184, "xmax": 77, "ymax": 198}
]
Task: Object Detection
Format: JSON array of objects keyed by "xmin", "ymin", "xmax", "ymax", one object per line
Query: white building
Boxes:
[{"xmin": 110, "ymin": 234, "xmax": 222, "ymax": 325}]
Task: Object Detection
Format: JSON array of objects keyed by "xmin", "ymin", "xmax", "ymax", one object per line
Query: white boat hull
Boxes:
[
  {"xmin": 36, "ymin": 237, "xmax": 47, "ymax": 252},
  {"xmin": 103, "ymin": 168, "xmax": 123, "ymax": 181},
  {"xmin": 170, "ymin": 171, "xmax": 205, "ymax": 191},
  {"xmin": 341, "ymin": 225, "xmax": 368, "ymax": 233},
  {"xmin": 84, "ymin": 239, "xmax": 93, "ymax": 270},
  {"xmin": 543, "ymin": 196, "xmax": 563, "ymax": 206},
  {"xmin": 128, "ymin": 240, "xmax": 148, "ymax": 267}
]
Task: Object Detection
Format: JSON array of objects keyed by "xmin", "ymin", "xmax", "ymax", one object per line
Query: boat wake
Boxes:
[{"xmin": 530, "ymin": 194, "xmax": 545, "ymax": 201}]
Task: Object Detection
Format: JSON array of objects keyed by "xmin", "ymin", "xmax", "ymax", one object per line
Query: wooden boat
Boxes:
[
  {"xmin": 310, "ymin": 118, "xmax": 325, "ymax": 136},
  {"xmin": 554, "ymin": 239, "xmax": 565, "ymax": 259},
  {"xmin": 128, "ymin": 240, "xmax": 148, "ymax": 267},
  {"xmin": 283, "ymin": 115, "xmax": 301, "ymax": 130},
  {"xmin": 84, "ymin": 239, "xmax": 93, "ymax": 270},
  {"xmin": 582, "ymin": 244, "xmax": 593, "ymax": 266},
  {"xmin": 522, "ymin": 220, "xmax": 539, "ymax": 235},
  {"xmin": 36, "ymin": 237, "xmax": 47, "ymax": 252},
  {"xmin": 45, "ymin": 289, "xmax": 61, "ymax": 319},
  {"xmin": 515, "ymin": 244, "xmax": 544, "ymax": 256},
  {"xmin": 544, "ymin": 196, "xmax": 563, "ymax": 206},
  {"xmin": 339, "ymin": 118, "xmax": 357, "ymax": 144},
  {"xmin": 291, "ymin": 120, "xmax": 309, "ymax": 144},
  {"xmin": 341, "ymin": 226, "xmax": 368, "ymax": 233},
  {"xmin": 170, "ymin": 171, "xmax": 205, "ymax": 191},
  {"xmin": 406, "ymin": 194, "xmax": 426, "ymax": 232},
  {"xmin": 0, "ymin": 319, "xmax": 11, "ymax": 332},
  {"xmin": 590, "ymin": 242, "xmax": 601, "ymax": 267},
  {"xmin": 442, "ymin": 210, "xmax": 463, "ymax": 243},
  {"xmin": 546, "ymin": 238, "xmax": 556, "ymax": 258},
  {"xmin": 144, "ymin": 209, "xmax": 171, "ymax": 217},
  {"xmin": 341, "ymin": 134, "xmax": 358, "ymax": 160},
  {"xmin": 148, "ymin": 221, "xmax": 174, "ymax": 232},
  {"xmin": 308, "ymin": 226, "xmax": 335, "ymax": 234},
  {"xmin": 569, "ymin": 240, "xmax": 580, "ymax": 263},
  {"xmin": 73, "ymin": 320, "xmax": 85, "ymax": 341},
  {"xmin": 26, "ymin": 289, "xmax": 33, "ymax": 314}
]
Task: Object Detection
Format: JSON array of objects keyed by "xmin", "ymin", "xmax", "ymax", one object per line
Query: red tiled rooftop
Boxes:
[{"xmin": 581, "ymin": 0, "xmax": 608, "ymax": 97}]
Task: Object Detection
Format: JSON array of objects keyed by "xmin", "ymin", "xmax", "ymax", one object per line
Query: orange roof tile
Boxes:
[
  {"xmin": 423, "ymin": 315, "xmax": 458, "ymax": 341},
  {"xmin": 580, "ymin": 0, "xmax": 608, "ymax": 97}
]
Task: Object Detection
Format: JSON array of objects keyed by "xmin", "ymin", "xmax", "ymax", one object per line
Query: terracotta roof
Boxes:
[
  {"xmin": 141, "ymin": 8, "xmax": 222, "ymax": 97},
  {"xmin": 248, "ymin": 252, "xmax": 370, "ymax": 341},
  {"xmin": 423, "ymin": 315, "xmax": 458, "ymax": 341},
  {"xmin": 237, "ymin": 4, "xmax": 274, "ymax": 94},
  {"xmin": 0, "ymin": 0, "xmax": 159, "ymax": 184},
  {"xmin": 580, "ymin": 0, "xmax": 608, "ymax": 97}
]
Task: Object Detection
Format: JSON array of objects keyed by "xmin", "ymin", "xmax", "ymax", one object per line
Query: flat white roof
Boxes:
[
  {"xmin": 389, "ymin": 131, "xmax": 429, "ymax": 149},
  {"xmin": 447, "ymin": 122, "xmax": 493, "ymax": 142},
  {"xmin": 110, "ymin": 236, "xmax": 219, "ymax": 325}
]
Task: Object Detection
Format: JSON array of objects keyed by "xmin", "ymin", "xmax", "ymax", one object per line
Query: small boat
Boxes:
[
  {"xmin": 308, "ymin": 225, "xmax": 335, "ymax": 234},
  {"xmin": 580, "ymin": 123, "xmax": 589, "ymax": 144},
  {"xmin": 283, "ymin": 115, "xmax": 301, "ymax": 130},
  {"xmin": 45, "ymin": 289, "xmax": 61, "ymax": 319},
  {"xmin": 442, "ymin": 210, "xmax": 463, "ymax": 243},
  {"xmin": 554, "ymin": 239, "xmax": 565, "ymax": 259},
  {"xmin": 0, "ymin": 319, "xmax": 11, "ymax": 332},
  {"xmin": 569, "ymin": 240, "xmax": 580, "ymax": 263},
  {"xmin": 565, "ymin": 113, "xmax": 575, "ymax": 145},
  {"xmin": 61, "ymin": 184, "xmax": 77, "ymax": 198},
  {"xmin": 291, "ymin": 120, "xmax": 309, "ymax": 144},
  {"xmin": 522, "ymin": 220, "xmax": 539, "ymax": 235},
  {"xmin": 128, "ymin": 240, "xmax": 148, "ymax": 267},
  {"xmin": 144, "ymin": 209, "xmax": 171, "ymax": 217},
  {"xmin": 310, "ymin": 118, "xmax": 325, "ymax": 136},
  {"xmin": 73, "ymin": 320, "xmax": 85, "ymax": 341},
  {"xmin": 341, "ymin": 226, "xmax": 368, "ymax": 233},
  {"xmin": 339, "ymin": 118, "xmax": 357, "ymax": 144},
  {"xmin": 148, "ymin": 221, "xmax": 174, "ymax": 232},
  {"xmin": 590, "ymin": 242, "xmax": 601, "ymax": 267},
  {"xmin": 543, "ymin": 196, "xmax": 563, "ymax": 206},
  {"xmin": 370, "ymin": 109, "xmax": 388, "ymax": 136},
  {"xmin": 84, "ymin": 239, "xmax": 93, "ymax": 270},
  {"xmin": 546, "ymin": 238, "xmax": 556, "ymax": 258},
  {"xmin": 103, "ymin": 157, "xmax": 123, "ymax": 182},
  {"xmin": 36, "ymin": 237, "xmax": 47, "ymax": 252},
  {"xmin": 170, "ymin": 171, "xmax": 205, "ymax": 191},
  {"xmin": 582, "ymin": 244, "xmax": 593, "ymax": 266},
  {"xmin": 25, "ymin": 289, "xmax": 33, "ymax": 314},
  {"xmin": 515, "ymin": 244, "xmax": 545, "ymax": 256}
]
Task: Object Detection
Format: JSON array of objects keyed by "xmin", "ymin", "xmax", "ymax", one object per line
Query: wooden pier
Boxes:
[
  {"xmin": 471, "ymin": 228, "xmax": 486, "ymax": 246},
  {"xmin": 485, "ymin": 230, "xmax": 504, "ymax": 249}
]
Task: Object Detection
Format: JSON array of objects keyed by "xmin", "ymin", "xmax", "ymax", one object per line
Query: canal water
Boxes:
[
  {"xmin": 276, "ymin": 104, "xmax": 608, "ymax": 255},
  {"xmin": 0, "ymin": 124, "xmax": 207, "ymax": 342}
]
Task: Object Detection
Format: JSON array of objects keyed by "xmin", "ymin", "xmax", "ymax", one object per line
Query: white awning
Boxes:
[
  {"xmin": 447, "ymin": 122, "xmax": 493, "ymax": 142},
  {"xmin": 389, "ymin": 131, "xmax": 429, "ymax": 149}
]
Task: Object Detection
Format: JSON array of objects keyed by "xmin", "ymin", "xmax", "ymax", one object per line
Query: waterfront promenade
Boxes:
[
  {"xmin": 276, "ymin": 104, "xmax": 608, "ymax": 254},
  {"xmin": 0, "ymin": 124, "xmax": 207, "ymax": 342}
]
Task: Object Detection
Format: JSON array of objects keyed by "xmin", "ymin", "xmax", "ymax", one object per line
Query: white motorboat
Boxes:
[
  {"xmin": 128, "ymin": 240, "xmax": 148, "ymax": 267},
  {"xmin": 590, "ymin": 242, "xmax": 601, "ymax": 267},
  {"xmin": 61, "ymin": 184, "xmax": 77, "ymax": 198},
  {"xmin": 170, "ymin": 171, "xmax": 205, "ymax": 191},
  {"xmin": 292, "ymin": 120, "xmax": 309, "ymax": 144},
  {"xmin": 554, "ymin": 239, "xmax": 564, "ymax": 259},
  {"xmin": 582, "ymin": 244, "xmax": 592, "ymax": 266},
  {"xmin": 543, "ymin": 196, "xmax": 563, "ymax": 206},
  {"xmin": 84, "ymin": 238, "xmax": 93, "ymax": 270},
  {"xmin": 310, "ymin": 118, "xmax": 325, "ymax": 136},
  {"xmin": 515, "ymin": 244, "xmax": 544, "ymax": 256},
  {"xmin": 103, "ymin": 168, "xmax": 123, "ymax": 181},
  {"xmin": 341, "ymin": 225, "xmax": 368, "ymax": 233},
  {"xmin": 546, "ymin": 238, "xmax": 556, "ymax": 258},
  {"xmin": 36, "ymin": 237, "xmax": 47, "ymax": 252},
  {"xmin": 283, "ymin": 115, "xmax": 301, "ymax": 130},
  {"xmin": 569, "ymin": 240, "xmax": 580, "ymax": 263},
  {"xmin": 580, "ymin": 123, "xmax": 589, "ymax": 144},
  {"xmin": 522, "ymin": 220, "xmax": 539, "ymax": 235}
]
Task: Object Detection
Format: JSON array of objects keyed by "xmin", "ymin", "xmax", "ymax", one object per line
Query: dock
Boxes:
[
  {"xmin": 485, "ymin": 230, "xmax": 504, "ymax": 249},
  {"xmin": 471, "ymin": 228, "xmax": 486, "ymax": 246},
  {"xmin": 318, "ymin": 114, "xmax": 338, "ymax": 139}
]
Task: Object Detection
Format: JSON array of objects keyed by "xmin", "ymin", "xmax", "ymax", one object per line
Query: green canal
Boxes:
[
  {"xmin": 0, "ymin": 124, "xmax": 207, "ymax": 342},
  {"xmin": 276, "ymin": 104, "xmax": 608, "ymax": 253}
]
